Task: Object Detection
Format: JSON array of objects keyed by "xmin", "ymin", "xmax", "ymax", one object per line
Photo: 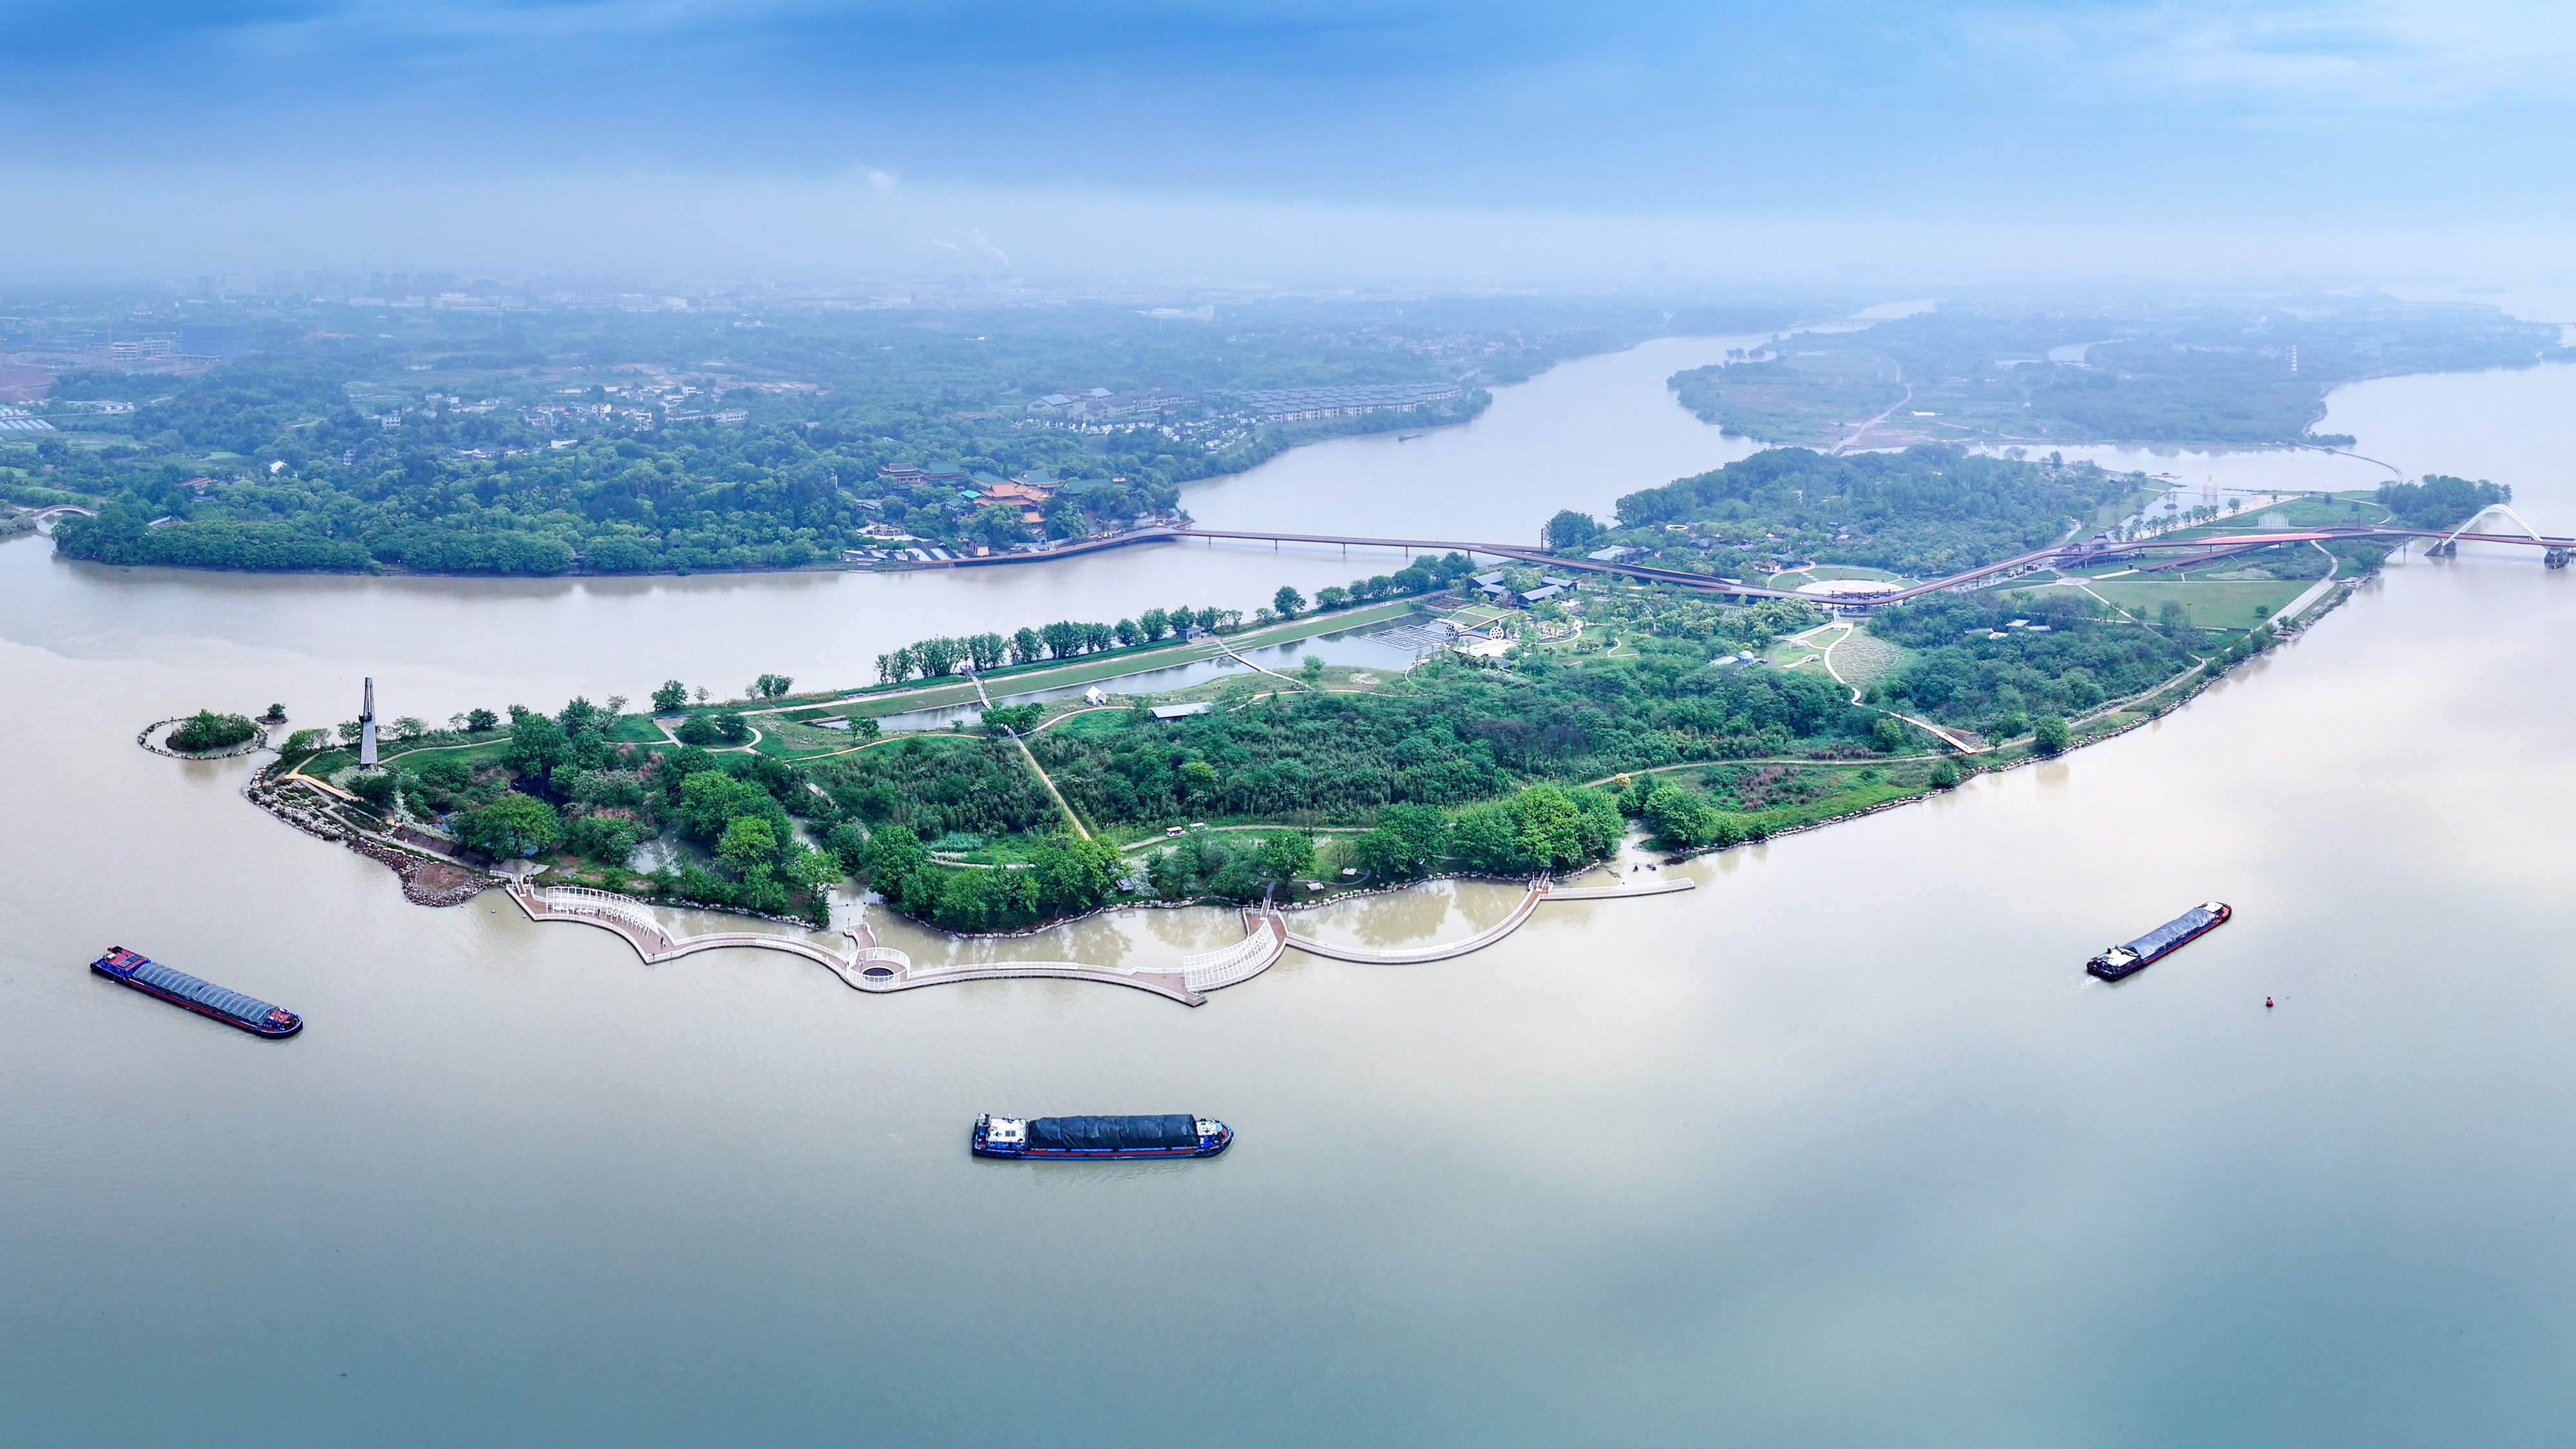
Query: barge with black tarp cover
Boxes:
[
  {"xmin": 90, "ymin": 947, "xmax": 301, "ymax": 1037},
  {"xmin": 2087, "ymin": 902, "xmax": 2231, "ymax": 981},
  {"xmin": 972, "ymin": 1113, "xmax": 1231, "ymax": 1160}
]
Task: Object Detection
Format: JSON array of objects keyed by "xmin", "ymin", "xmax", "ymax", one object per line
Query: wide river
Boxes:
[{"xmin": 6, "ymin": 331, "xmax": 2576, "ymax": 1446}]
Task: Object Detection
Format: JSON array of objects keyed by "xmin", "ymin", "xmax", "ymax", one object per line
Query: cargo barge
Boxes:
[
  {"xmin": 90, "ymin": 947, "xmax": 301, "ymax": 1037},
  {"xmin": 972, "ymin": 1113, "xmax": 1231, "ymax": 1160},
  {"xmin": 2087, "ymin": 902, "xmax": 2231, "ymax": 981}
]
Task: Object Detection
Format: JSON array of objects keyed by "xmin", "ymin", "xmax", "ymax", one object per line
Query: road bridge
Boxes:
[{"xmin": 936, "ymin": 516, "xmax": 2576, "ymax": 607}]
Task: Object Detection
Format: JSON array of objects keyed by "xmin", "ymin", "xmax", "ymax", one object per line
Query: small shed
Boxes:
[
  {"xmin": 1083, "ymin": 687, "xmax": 1110, "ymax": 706},
  {"xmin": 1149, "ymin": 703, "xmax": 1214, "ymax": 721}
]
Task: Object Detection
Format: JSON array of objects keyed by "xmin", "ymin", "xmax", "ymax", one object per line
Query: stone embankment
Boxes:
[
  {"xmin": 135, "ymin": 717, "xmax": 270, "ymax": 760},
  {"xmin": 246, "ymin": 767, "xmax": 505, "ymax": 907}
]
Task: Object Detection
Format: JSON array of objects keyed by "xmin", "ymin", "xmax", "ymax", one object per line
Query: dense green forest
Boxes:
[
  {"xmin": 17, "ymin": 293, "xmax": 1810, "ymax": 575},
  {"xmin": 1668, "ymin": 296, "xmax": 2567, "ymax": 448},
  {"xmin": 2378, "ymin": 475, "xmax": 2511, "ymax": 529},
  {"xmin": 1584, "ymin": 444, "xmax": 2133, "ymax": 578}
]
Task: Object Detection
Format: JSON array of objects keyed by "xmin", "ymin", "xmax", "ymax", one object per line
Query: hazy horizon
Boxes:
[{"xmin": 5, "ymin": 1, "xmax": 2571, "ymax": 287}]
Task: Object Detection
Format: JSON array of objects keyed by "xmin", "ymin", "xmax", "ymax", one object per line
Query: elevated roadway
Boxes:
[{"xmin": 938, "ymin": 518, "xmax": 2576, "ymax": 609}]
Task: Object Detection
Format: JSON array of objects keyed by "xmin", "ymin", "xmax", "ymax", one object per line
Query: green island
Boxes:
[
  {"xmin": 1667, "ymin": 294, "xmax": 2568, "ymax": 448},
  {"xmin": 164, "ymin": 710, "xmax": 260, "ymax": 753},
  {"xmin": 248, "ymin": 447, "xmax": 2508, "ymax": 936}
]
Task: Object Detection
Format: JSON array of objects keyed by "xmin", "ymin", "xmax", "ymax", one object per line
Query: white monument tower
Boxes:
[{"xmin": 359, "ymin": 677, "xmax": 379, "ymax": 770}]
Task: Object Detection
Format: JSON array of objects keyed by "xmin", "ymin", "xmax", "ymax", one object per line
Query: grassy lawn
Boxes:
[
  {"xmin": 1767, "ymin": 625, "xmax": 1837, "ymax": 674},
  {"xmin": 1642, "ymin": 761, "xmax": 1943, "ymax": 842},
  {"xmin": 1046, "ymin": 709, "xmax": 1135, "ymax": 742},
  {"xmin": 605, "ymin": 714, "xmax": 668, "ymax": 744},
  {"xmin": 1441, "ymin": 603, "xmax": 1514, "ymax": 630},
  {"xmin": 1824, "ymin": 627, "xmax": 1909, "ymax": 686},
  {"xmin": 2087, "ymin": 578, "xmax": 2309, "ymax": 630},
  {"xmin": 757, "ymin": 716, "xmax": 874, "ymax": 755},
  {"xmin": 1747, "ymin": 772, "xmax": 1927, "ymax": 830}
]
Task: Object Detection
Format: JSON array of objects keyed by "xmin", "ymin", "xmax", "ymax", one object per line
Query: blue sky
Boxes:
[{"xmin": 3, "ymin": 0, "xmax": 2568, "ymax": 279}]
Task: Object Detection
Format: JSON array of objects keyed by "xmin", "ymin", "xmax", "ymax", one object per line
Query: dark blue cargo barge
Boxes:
[
  {"xmin": 2087, "ymin": 902, "xmax": 2231, "ymax": 981},
  {"xmin": 972, "ymin": 1113, "xmax": 1231, "ymax": 1160},
  {"xmin": 91, "ymin": 947, "xmax": 301, "ymax": 1037}
]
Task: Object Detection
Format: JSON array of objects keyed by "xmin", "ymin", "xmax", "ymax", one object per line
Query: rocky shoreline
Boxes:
[{"xmin": 243, "ymin": 764, "xmax": 506, "ymax": 907}]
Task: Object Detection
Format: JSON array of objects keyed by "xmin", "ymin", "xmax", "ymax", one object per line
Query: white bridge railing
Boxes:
[
  {"xmin": 536, "ymin": 886, "xmax": 673, "ymax": 941},
  {"xmin": 1180, "ymin": 917, "xmax": 1283, "ymax": 992}
]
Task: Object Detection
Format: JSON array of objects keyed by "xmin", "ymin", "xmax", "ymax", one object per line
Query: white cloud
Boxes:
[{"xmin": 1980, "ymin": 0, "xmax": 2576, "ymax": 107}]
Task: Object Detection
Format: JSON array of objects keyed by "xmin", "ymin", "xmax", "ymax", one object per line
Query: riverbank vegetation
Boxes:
[
  {"xmin": 1668, "ymin": 296, "xmax": 2565, "ymax": 449},
  {"xmin": 1581, "ymin": 444, "xmax": 2132, "ymax": 579},
  {"xmin": 26, "ymin": 292, "xmax": 1804, "ymax": 576}
]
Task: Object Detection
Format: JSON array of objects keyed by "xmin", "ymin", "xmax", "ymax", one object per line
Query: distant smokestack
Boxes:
[{"xmin": 359, "ymin": 676, "xmax": 379, "ymax": 770}]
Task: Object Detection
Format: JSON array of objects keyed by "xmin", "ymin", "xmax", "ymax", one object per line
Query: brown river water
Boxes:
[{"xmin": 5, "ymin": 333, "xmax": 2575, "ymax": 1447}]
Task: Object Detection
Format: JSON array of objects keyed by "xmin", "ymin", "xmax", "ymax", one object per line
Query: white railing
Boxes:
[
  {"xmin": 536, "ymin": 886, "xmax": 673, "ymax": 941},
  {"xmin": 851, "ymin": 945, "xmax": 913, "ymax": 971},
  {"xmin": 915, "ymin": 960, "xmax": 1096, "ymax": 980},
  {"xmin": 1181, "ymin": 922, "xmax": 1282, "ymax": 992}
]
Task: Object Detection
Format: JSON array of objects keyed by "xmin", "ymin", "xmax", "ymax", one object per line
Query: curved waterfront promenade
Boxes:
[
  {"xmin": 506, "ymin": 883, "xmax": 1241, "ymax": 1005},
  {"xmin": 1280, "ymin": 875, "xmax": 1694, "ymax": 965},
  {"xmin": 505, "ymin": 873, "xmax": 1684, "ymax": 1002}
]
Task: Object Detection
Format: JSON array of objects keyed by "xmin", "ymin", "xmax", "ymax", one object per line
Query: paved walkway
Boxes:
[
  {"xmin": 506, "ymin": 882, "xmax": 1210, "ymax": 1004},
  {"xmin": 1281, "ymin": 875, "xmax": 1692, "ymax": 965},
  {"xmin": 502, "ymin": 867, "xmax": 1683, "ymax": 1001},
  {"xmin": 2266, "ymin": 544, "xmax": 2341, "ymax": 629}
]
